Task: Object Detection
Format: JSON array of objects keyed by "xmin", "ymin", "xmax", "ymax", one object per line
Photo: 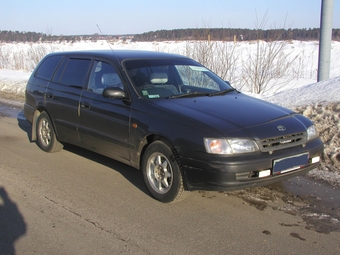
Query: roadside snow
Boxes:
[
  {"xmin": 0, "ymin": 69, "xmax": 30, "ymax": 95},
  {"xmin": 263, "ymin": 76, "xmax": 340, "ymax": 108}
]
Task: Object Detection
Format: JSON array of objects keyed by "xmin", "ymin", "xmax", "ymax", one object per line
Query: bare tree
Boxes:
[
  {"xmin": 45, "ymin": 25, "xmax": 53, "ymax": 42},
  {"xmin": 185, "ymin": 39, "xmax": 239, "ymax": 84},
  {"xmin": 241, "ymin": 40, "xmax": 298, "ymax": 94},
  {"xmin": 240, "ymin": 12, "xmax": 298, "ymax": 94}
]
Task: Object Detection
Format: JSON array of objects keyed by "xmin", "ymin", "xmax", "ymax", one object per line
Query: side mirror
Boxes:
[{"xmin": 102, "ymin": 87, "xmax": 126, "ymax": 99}]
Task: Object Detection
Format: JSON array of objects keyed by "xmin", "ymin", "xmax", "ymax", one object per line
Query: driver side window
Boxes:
[{"xmin": 88, "ymin": 61, "xmax": 124, "ymax": 94}]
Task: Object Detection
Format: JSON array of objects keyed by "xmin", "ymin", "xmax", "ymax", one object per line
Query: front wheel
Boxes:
[
  {"xmin": 36, "ymin": 112, "xmax": 63, "ymax": 152},
  {"xmin": 142, "ymin": 141, "xmax": 189, "ymax": 203}
]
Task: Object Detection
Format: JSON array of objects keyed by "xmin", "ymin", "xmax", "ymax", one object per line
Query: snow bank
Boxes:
[
  {"xmin": 293, "ymin": 102, "xmax": 340, "ymax": 187},
  {"xmin": 0, "ymin": 69, "xmax": 31, "ymax": 96},
  {"xmin": 263, "ymin": 76, "xmax": 340, "ymax": 108}
]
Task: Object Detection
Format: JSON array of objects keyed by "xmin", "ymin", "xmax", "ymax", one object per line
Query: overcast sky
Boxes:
[{"xmin": 2, "ymin": 0, "xmax": 339, "ymax": 35}]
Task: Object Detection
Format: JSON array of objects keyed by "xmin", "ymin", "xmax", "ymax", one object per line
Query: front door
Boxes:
[{"xmin": 78, "ymin": 60, "xmax": 131, "ymax": 163}]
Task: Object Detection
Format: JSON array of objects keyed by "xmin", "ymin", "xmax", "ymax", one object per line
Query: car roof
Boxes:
[{"xmin": 46, "ymin": 49, "xmax": 188, "ymax": 63}]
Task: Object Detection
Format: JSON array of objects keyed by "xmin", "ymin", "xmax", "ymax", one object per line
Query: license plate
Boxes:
[{"xmin": 273, "ymin": 153, "xmax": 309, "ymax": 174}]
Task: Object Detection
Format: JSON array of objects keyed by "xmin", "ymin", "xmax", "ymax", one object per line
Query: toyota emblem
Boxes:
[{"xmin": 277, "ymin": 125, "xmax": 286, "ymax": 131}]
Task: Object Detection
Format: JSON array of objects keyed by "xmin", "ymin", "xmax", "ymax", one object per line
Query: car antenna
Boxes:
[
  {"xmin": 96, "ymin": 24, "xmax": 114, "ymax": 51},
  {"xmin": 96, "ymin": 24, "xmax": 121, "ymax": 66}
]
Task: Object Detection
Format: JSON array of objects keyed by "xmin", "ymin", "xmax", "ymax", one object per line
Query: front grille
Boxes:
[{"xmin": 258, "ymin": 132, "xmax": 306, "ymax": 152}]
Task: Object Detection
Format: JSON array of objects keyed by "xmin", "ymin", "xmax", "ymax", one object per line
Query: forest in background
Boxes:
[
  {"xmin": 133, "ymin": 28, "xmax": 340, "ymax": 41},
  {"xmin": 1, "ymin": 28, "xmax": 340, "ymax": 43}
]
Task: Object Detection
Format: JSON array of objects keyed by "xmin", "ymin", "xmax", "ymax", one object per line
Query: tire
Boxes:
[
  {"xmin": 142, "ymin": 140, "xmax": 189, "ymax": 203},
  {"xmin": 36, "ymin": 112, "xmax": 63, "ymax": 153}
]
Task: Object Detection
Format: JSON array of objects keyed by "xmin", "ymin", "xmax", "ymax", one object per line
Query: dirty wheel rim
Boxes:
[{"xmin": 146, "ymin": 152, "xmax": 173, "ymax": 194}]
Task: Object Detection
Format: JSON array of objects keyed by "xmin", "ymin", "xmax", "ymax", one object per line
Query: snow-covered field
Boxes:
[{"xmin": 0, "ymin": 40, "xmax": 339, "ymax": 186}]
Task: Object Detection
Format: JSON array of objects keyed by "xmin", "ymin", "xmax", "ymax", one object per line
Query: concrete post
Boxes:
[{"xmin": 317, "ymin": 0, "xmax": 334, "ymax": 82}]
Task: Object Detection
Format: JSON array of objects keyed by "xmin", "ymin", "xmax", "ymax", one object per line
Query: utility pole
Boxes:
[{"xmin": 317, "ymin": 0, "xmax": 334, "ymax": 82}]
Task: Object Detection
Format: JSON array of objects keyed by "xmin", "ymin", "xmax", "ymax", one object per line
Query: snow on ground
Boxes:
[
  {"xmin": 0, "ymin": 69, "xmax": 30, "ymax": 95},
  {"xmin": 262, "ymin": 76, "xmax": 340, "ymax": 107},
  {"xmin": 0, "ymin": 40, "xmax": 339, "ymax": 187}
]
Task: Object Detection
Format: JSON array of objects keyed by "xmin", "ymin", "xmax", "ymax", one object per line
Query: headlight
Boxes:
[
  {"xmin": 307, "ymin": 125, "xmax": 318, "ymax": 141},
  {"xmin": 204, "ymin": 138, "xmax": 259, "ymax": 155}
]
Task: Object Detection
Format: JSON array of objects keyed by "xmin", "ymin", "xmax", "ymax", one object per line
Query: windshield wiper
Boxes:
[
  {"xmin": 208, "ymin": 88, "xmax": 236, "ymax": 96},
  {"xmin": 168, "ymin": 89, "xmax": 236, "ymax": 99},
  {"xmin": 168, "ymin": 91, "xmax": 211, "ymax": 99}
]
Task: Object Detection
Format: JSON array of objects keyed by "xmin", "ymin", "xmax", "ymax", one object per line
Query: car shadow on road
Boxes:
[
  {"xmin": 63, "ymin": 143, "xmax": 149, "ymax": 195},
  {"xmin": 0, "ymin": 187, "xmax": 27, "ymax": 255},
  {"xmin": 16, "ymin": 114, "xmax": 149, "ymax": 197}
]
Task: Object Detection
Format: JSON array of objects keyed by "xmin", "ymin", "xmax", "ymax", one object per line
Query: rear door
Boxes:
[
  {"xmin": 78, "ymin": 60, "xmax": 131, "ymax": 163},
  {"xmin": 45, "ymin": 57, "xmax": 91, "ymax": 143}
]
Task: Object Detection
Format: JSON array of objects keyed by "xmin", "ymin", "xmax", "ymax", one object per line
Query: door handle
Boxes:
[
  {"xmin": 80, "ymin": 102, "xmax": 90, "ymax": 109},
  {"xmin": 33, "ymin": 90, "xmax": 45, "ymax": 96},
  {"xmin": 46, "ymin": 92, "xmax": 54, "ymax": 98}
]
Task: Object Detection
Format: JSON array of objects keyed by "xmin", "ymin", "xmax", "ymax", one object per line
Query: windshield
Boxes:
[{"xmin": 124, "ymin": 58, "xmax": 233, "ymax": 99}]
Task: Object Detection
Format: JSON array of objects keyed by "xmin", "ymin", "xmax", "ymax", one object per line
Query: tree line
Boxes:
[
  {"xmin": 133, "ymin": 28, "xmax": 340, "ymax": 42},
  {"xmin": 1, "ymin": 28, "xmax": 340, "ymax": 43},
  {"xmin": 0, "ymin": 30, "xmax": 118, "ymax": 43}
]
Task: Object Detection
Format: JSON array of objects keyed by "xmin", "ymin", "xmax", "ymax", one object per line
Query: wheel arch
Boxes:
[
  {"xmin": 138, "ymin": 134, "xmax": 189, "ymax": 190},
  {"xmin": 138, "ymin": 134, "xmax": 169, "ymax": 168},
  {"xmin": 31, "ymin": 107, "xmax": 53, "ymax": 141}
]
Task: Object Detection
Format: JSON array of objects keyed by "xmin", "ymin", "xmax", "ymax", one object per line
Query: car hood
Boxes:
[{"xmin": 150, "ymin": 93, "xmax": 305, "ymax": 137}]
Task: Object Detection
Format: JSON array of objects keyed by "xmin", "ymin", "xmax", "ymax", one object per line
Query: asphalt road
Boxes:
[{"xmin": 0, "ymin": 101, "xmax": 340, "ymax": 255}]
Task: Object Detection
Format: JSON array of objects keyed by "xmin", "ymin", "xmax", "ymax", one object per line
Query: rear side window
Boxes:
[
  {"xmin": 60, "ymin": 58, "xmax": 91, "ymax": 87},
  {"xmin": 35, "ymin": 55, "xmax": 63, "ymax": 80}
]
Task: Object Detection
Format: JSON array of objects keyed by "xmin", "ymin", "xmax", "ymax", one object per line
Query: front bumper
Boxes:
[{"xmin": 177, "ymin": 138, "xmax": 324, "ymax": 191}]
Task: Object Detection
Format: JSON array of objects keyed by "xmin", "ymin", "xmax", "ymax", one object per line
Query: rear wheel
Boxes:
[
  {"xmin": 36, "ymin": 112, "xmax": 63, "ymax": 152},
  {"xmin": 142, "ymin": 141, "xmax": 189, "ymax": 203}
]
